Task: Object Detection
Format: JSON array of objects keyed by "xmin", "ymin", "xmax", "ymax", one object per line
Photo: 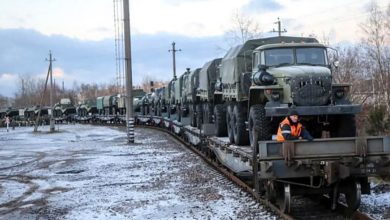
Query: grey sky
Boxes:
[{"xmin": 0, "ymin": 0, "xmax": 388, "ymax": 97}]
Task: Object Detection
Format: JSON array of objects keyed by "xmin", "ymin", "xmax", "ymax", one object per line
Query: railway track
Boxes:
[
  {"xmin": 22, "ymin": 115, "xmax": 382, "ymax": 219},
  {"xmin": 136, "ymin": 123, "xmax": 375, "ymax": 220}
]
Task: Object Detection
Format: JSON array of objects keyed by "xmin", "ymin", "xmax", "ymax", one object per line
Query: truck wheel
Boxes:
[
  {"xmin": 203, "ymin": 103, "xmax": 213, "ymax": 124},
  {"xmin": 190, "ymin": 105, "xmax": 196, "ymax": 127},
  {"xmin": 214, "ymin": 104, "xmax": 227, "ymax": 137},
  {"xmin": 233, "ymin": 104, "xmax": 249, "ymax": 145},
  {"xmin": 177, "ymin": 105, "xmax": 182, "ymax": 122},
  {"xmin": 227, "ymin": 104, "xmax": 235, "ymax": 143},
  {"xmin": 196, "ymin": 104, "xmax": 203, "ymax": 129},
  {"xmin": 207, "ymin": 103, "xmax": 213, "ymax": 124},
  {"xmin": 156, "ymin": 103, "xmax": 159, "ymax": 116},
  {"xmin": 202, "ymin": 103, "xmax": 208, "ymax": 124},
  {"xmin": 249, "ymin": 105, "xmax": 272, "ymax": 147}
]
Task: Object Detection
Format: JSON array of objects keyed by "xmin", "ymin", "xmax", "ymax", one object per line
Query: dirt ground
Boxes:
[{"xmin": 0, "ymin": 124, "xmax": 275, "ymax": 220}]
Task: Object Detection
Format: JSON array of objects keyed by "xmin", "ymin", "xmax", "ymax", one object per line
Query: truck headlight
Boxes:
[
  {"xmin": 335, "ymin": 89, "xmax": 345, "ymax": 99},
  {"xmin": 334, "ymin": 86, "xmax": 349, "ymax": 99},
  {"xmin": 265, "ymin": 89, "xmax": 281, "ymax": 101},
  {"xmin": 253, "ymin": 71, "xmax": 275, "ymax": 85},
  {"xmin": 271, "ymin": 92, "xmax": 280, "ymax": 101}
]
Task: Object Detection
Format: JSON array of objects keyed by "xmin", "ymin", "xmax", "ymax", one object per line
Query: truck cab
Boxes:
[{"xmin": 248, "ymin": 42, "xmax": 360, "ymax": 145}]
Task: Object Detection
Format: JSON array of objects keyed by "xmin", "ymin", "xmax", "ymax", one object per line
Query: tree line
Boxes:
[
  {"xmin": 1, "ymin": 1, "xmax": 389, "ymax": 135},
  {"xmin": 333, "ymin": 2, "xmax": 390, "ymax": 135}
]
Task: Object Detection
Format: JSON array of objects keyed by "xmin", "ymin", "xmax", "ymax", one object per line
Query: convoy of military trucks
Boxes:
[
  {"xmin": 134, "ymin": 35, "xmax": 389, "ymax": 214},
  {"xmin": 2, "ymin": 36, "xmax": 389, "ymax": 214},
  {"xmin": 0, "ymin": 36, "xmax": 365, "ymax": 144},
  {"xmin": 145, "ymin": 36, "xmax": 360, "ymax": 147}
]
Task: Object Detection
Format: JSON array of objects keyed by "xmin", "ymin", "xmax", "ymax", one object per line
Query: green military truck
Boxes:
[
  {"xmin": 174, "ymin": 68, "xmax": 191, "ymax": 122},
  {"xmin": 167, "ymin": 79, "xmax": 176, "ymax": 118},
  {"xmin": 182, "ymin": 68, "xmax": 201, "ymax": 127},
  {"xmin": 215, "ymin": 36, "xmax": 360, "ymax": 146},
  {"xmin": 197, "ymin": 58, "xmax": 222, "ymax": 127}
]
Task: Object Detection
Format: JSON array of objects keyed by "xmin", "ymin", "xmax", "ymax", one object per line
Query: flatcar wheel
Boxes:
[
  {"xmin": 345, "ymin": 180, "xmax": 361, "ymax": 212},
  {"xmin": 265, "ymin": 181, "xmax": 276, "ymax": 203},
  {"xmin": 276, "ymin": 183, "xmax": 291, "ymax": 213},
  {"xmin": 330, "ymin": 183, "xmax": 340, "ymax": 210}
]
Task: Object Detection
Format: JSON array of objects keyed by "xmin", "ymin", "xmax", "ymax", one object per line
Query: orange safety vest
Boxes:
[{"xmin": 276, "ymin": 117, "xmax": 302, "ymax": 142}]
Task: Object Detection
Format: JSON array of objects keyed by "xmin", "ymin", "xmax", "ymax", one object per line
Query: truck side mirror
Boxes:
[
  {"xmin": 258, "ymin": 64, "xmax": 267, "ymax": 71},
  {"xmin": 333, "ymin": 60, "xmax": 339, "ymax": 68}
]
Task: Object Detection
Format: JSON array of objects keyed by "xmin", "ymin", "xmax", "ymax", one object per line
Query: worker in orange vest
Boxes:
[{"xmin": 276, "ymin": 110, "xmax": 313, "ymax": 142}]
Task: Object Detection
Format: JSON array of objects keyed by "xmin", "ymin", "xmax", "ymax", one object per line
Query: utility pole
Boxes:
[
  {"xmin": 123, "ymin": 0, "xmax": 134, "ymax": 143},
  {"xmin": 169, "ymin": 42, "xmax": 181, "ymax": 80},
  {"xmin": 46, "ymin": 51, "xmax": 56, "ymax": 132},
  {"xmin": 34, "ymin": 53, "xmax": 52, "ymax": 132},
  {"xmin": 271, "ymin": 18, "xmax": 287, "ymax": 37}
]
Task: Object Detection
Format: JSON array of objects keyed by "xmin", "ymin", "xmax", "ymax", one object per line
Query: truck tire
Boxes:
[
  {"xmin": 202, "ymin": 103, "xmax": 208, "ymax": 124},
  {"xmin": 196, "ymin": 104, "xmax": 203, "ymax": 129},
  {"xmin": 203, "ymin": 103, "xmax": 213, "ymax": 124},
  {"xmin": 190, "ymin": 105, "xmax": 196, "ymax": 127},
  {"xmin": 214, "ymin": 104, "xmax": 227, "ymax": 137},
  {"xmin": 227, "ymin": 104, "xmax": 235, "ymax": 143},
  {"xmin": 249, "ymin": 105, "xmax": 272, "ymax": 147},
  {"xmin": 158, "ymin": 103, "xmax": 162, "ymax": 116},
  {"xmin": 233, "ymin": 104, "xmax": 249, "ymax": 145},
  {"xmin": 177, "ymin": 105, "xmax": 182, "ymax": 122}
]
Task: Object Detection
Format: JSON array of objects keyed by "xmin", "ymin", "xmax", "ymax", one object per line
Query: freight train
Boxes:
[
  {"xmin": 134, "ymin": 36, "xmax": 390, "ymax": 213},
  {"xmin": 2, "ymin": 36, "xmax": 389, "ymax": 214}
]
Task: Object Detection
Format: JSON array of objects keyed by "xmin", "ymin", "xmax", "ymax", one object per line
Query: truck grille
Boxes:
[{"xmin": 290, "ymin": 76, "xmax": 331, "ymax": 106}]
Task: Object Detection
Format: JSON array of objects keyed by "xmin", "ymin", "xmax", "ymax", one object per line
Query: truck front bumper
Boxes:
[{"xmin": 265, "ymin": 104, "xmax": 361, "ymax": 117}]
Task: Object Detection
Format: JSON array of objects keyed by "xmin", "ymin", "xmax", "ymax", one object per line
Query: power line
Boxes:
[
  {"xmin": 284, "ymin": 0, "xmax": 388, "ymax": 23},
  {"xmin": 286, "ymin": 4, "xmax": 388, "ymax": 31}
]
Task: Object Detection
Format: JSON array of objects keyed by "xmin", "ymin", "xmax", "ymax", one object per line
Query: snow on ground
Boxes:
[
  {"xmin": 0, "ymin": 124, "xmax": 275, "ymax": 219},
  {"xmin": 360, "ymin": 182, "xmax": 390, "ymax": 219}
]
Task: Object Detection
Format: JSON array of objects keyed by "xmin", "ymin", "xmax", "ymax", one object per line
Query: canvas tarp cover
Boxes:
[
  {"xmin": 96, "ymin": 97, "xmax": 104, "ymax": 110},
  {"xmin": 199, "ymin": 58, "xmax": 222, "ymax": 91},
  {"xmin": 220, "ymin": 36, "xmax": 318, "ymax": 84},
  {"xmin": 118, "ymin": 97, "xmax": 126, "ymax": 108},
  {"xmin": 133, "ymin": 89, "xmax": 146, "ymax": 98},
  {"xmin": 184, "ymin": 68, "xmax": 201, "ymax": 100},
  {"xmin": 164, "ymin": 82, "xmax": 172, "ymax": 100},
  {"xmin": 175, "ymin": 72, "xmax": 188, "ymax": 102}
]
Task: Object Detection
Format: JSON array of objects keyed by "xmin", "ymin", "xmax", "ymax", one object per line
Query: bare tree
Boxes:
[
  {"xmin": 360, "ymin": 1, "xmax": 390, "ymax": 111},
  {"xmin": 13, "ymin": 74, "xmax": 45, "ymax": 108},
  {"xmin": 140, "ymin": 74, "xmax": 156, "ymax": 93},
  {"xmin": 0, "ymin": 95, "xmax": 10, "ymax": 108},
  {"xmin": 224, "ymin": 10, "xmax": 262, "ymax": 46},
  {"xmin": 334, "ymin": 45, "xmax": 373, "ymax": 104}
]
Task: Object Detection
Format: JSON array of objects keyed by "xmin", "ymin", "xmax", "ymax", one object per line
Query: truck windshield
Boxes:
[
  {"xmin": 265, "ymin": 48, "xmax": 294, "ymax": 67},
  {"xmin": 296, "ymin": 47, "xmax": 327, "ymax": 65},
  {"xmin": 264, "ymin": 47, "xmax": 327, "ymax": 67}
]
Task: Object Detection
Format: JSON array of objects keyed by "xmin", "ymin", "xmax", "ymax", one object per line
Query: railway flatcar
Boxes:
[{"xmin": 135, "ymin": 35, "xmax": 390, "ymax": 214}]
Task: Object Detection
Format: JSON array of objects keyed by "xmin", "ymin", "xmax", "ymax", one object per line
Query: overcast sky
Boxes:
[{"xmin": 0, "ymin": 0, "xmax": 389, "ymax": 97}]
